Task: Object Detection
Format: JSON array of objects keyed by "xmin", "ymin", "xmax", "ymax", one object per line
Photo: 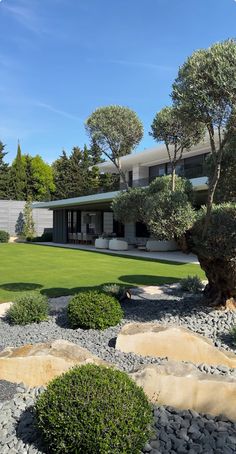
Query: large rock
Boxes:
[
  {"xmin": 0, "ymin": 302, "xmax": 13, "ymax": 318},
  {"xmin": 130, "ymin": 362, "xmax": 236, "ymax": 421},
  {"xmin": 116, "ymin": 323, "xmax": 236, "ymax": 368},
  {"xmin": 0, "ymin": 340, "xmax": 110, "ymax": 387}
]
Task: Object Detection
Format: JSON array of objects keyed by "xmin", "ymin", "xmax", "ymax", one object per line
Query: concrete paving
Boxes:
[{"xmin": 34, "ymin": 242, "xmax": 199, "ymax": 264}]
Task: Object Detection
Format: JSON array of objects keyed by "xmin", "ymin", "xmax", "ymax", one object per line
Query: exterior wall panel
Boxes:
[
  {"xmin": 0, "ymin": 200, "xmax": 53, "ymax": 236},
  {"xmin": 53, "ymin": 209, "xmax": 67, "ymax": 243}
]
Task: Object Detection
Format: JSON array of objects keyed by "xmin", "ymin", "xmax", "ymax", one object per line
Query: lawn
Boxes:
[{"xmin": 0, "ymin": 243, "xmax": 205, "ymax": 302}]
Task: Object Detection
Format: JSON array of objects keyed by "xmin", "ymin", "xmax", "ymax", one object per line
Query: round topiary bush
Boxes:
[
  {"xmin": 7, "ymin": 292, "xmax": 49, "ymax": 325},
  {"xmin": 0, "ymin": 230, "xmax": 10, "ymax": 243},
  {"xmin": 35, "ymin": 364, "xmax": 153, "ymax": 454},
  {"xmin": 67, "ymin": 290, "xmax": 124, "ymax": 330}
]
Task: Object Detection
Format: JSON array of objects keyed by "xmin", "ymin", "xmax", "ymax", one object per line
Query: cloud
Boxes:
[
  {"xmin": 2, "ymin": 0, "xmax": 41, "ymax": 34},
  {"xmin": 109, "ymin": 59, "xmax": 175, "ymax": 71},
  {"xmin": 34, "ymin": 102, "xmax": 82, "ymax": 122},
  {"xmin": 87, "ymin": 57, "xmax": 175, "ymax": 72}
]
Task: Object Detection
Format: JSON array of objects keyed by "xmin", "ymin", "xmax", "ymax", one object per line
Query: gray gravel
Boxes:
[
  {"xmin": 0, "ymin": 291, "xmax": 236, "ymax": 377},
  {"xmin": 1, "ymin": 288, "xmax": 236, "ymax": 452}
]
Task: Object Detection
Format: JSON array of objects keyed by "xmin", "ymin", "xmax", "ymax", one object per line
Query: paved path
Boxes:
[{"xmin": 35, "ymin": 242, "xmax": 199, "ymax": 264}]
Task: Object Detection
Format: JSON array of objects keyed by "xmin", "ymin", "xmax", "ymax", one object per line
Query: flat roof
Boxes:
[
  {"xmin": 96, "ymin": 138, "xmax": 211, "ymax": 172},
  {"xmin": 32, "ymin": 190, "xmax": 120, "ymax": 209}
]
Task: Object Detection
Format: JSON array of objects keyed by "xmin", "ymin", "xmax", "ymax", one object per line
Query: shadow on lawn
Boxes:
[
  {"xmin": 0, "ymin": 282, "xmax": 43, "ymax": 292},
  {"xmin": 119, "ymin": 275, "xmax": 178, "ymax": 286}
]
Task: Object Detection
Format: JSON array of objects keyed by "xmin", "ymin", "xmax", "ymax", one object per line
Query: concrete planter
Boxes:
[
  {"xmin": 95, "ymin": 238, "xmax": 109, "ymax": 249},
  {"xmin": 146, "ymin": 239, "xmax": 178, "ymax": 252},
  {"xmin": 109, "ymin": 239, "xmax": 128, "ymax": 251}
]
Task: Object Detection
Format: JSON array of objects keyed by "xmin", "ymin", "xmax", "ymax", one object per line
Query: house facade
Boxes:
[{"xmin": 33, "ymin": 139, "xmax": 210, "ymax": 245}]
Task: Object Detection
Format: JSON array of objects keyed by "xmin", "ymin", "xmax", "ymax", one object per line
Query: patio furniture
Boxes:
[
  {"xmin": 146, "ymin": 239, "xmax": 178, "ymax": 252},
  {"xmin": 68, "ymin": 233, "xmax": 74, "ymax": 243},
  {"xmin": 83, "ymin": 233, "xmax": 93, "ymax": 245},
  {"xmin": 76, "ymin": 232, "xmax": 83, "ymax": 243},
  {"xmin": 109, "ymin": 239, "xmax": 128, "ymax": 251},
  {"xmin": 95, "ymin": 238, "xmax": 109, "ymax": 249}
]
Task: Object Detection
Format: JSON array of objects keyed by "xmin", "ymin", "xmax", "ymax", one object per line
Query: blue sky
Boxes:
[{"xmin": 0, "ymin": 0, "xmax": 236, "ymax": 163}]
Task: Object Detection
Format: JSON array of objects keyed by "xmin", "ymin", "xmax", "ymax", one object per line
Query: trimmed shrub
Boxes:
[
  {"xmin": 35, "ymin": 364, "xmax": 153, "ymax": 454},
  {"xmin": 31, "ymin": 231, "xmax": 53, "ymax": 242},
  {"xmin": 7, "ymin": 292, "xmax": 49, "ymax": 325},
  {"xmin": 102, "ymin": 283, "xmax": 131, "ymax": 302},
  {"xmin": 180, "ymin": 275, "xmax": 203, "ymax": 293},
  {"xmin": 0, "ymin": 230, "xmax": 10, "ymax": 243},
  {"xmin": 67, "ymin": 290, "xmax": 124, "ymax": 330}
]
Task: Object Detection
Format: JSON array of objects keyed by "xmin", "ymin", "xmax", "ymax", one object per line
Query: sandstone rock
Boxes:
[
  {"xmin": 0, "ymin": 303, "xmax": 12, "ymax": 318},
  {"xmin": 130, "ymin": 361, "xmax": 236, "ymax": 421},
  {"xmin": 116, "ymin": 323, "xmax": 236, "ymax": 368},
  {"xmin": 0, "ymin": 340, "xmax": 110, "ymax": 387}
]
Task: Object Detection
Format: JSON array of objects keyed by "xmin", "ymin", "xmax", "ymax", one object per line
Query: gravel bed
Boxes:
[
  {"xmin": 0, "ymin": 291, "xmax": 236, "ymax": 378},
  {"xmin": 1, "ymin": 289, "xmax": 236, "ymax": 452},
  {"xmin": 0, "ymin": 385, "xmax": 236, "ymax": 454}
]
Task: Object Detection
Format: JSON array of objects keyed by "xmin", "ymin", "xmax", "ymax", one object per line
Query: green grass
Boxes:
[{"xmin": 0, "ymin": 243, "xmax": 204, "ymax": 302}]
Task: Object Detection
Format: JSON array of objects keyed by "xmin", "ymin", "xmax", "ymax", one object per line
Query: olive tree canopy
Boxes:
[
  {"xmin": 150, "ymin": 106, "xmax": 204, "ymax": 191},
  {"xmin": 172, "ymin": 39, "xmax": 236, "ymax": 233},
  {"xmin": 85, "ymin": 105, "xmax": 143, "ymax": 189}
]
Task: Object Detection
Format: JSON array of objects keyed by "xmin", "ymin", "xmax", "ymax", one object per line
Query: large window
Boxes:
[
  {"xmin": 67, "ymin": 210, "xmax": 81, "ymax": 234},
  {"xmin": 184, "ymin": 154, "xmax": 207, "ymax": 179},
  {"xmin": 149, "ymin": 153, "xmax": 209, "ymax": 183}
]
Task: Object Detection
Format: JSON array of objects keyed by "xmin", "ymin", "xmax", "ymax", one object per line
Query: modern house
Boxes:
[{"xmin": 33, "ymin": 139, "xmax": 210, "ymax": 247}]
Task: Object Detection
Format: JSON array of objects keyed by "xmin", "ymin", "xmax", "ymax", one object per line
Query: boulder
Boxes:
[
  {"xmin": 116, "ymin": 323, "xmax": 236, "ymax": 368},
  {"xmin": 0, "ymin": 340, "xmax": 110, "ymax": 387},
  {"xmin": 130, "ymin": 361, "xmax": 236, "ymax": 421},
  {"xmin": 0, "ymin": 302, "xmax": 12, "ymax": 318}
]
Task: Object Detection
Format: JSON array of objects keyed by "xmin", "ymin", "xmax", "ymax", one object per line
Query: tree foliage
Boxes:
[
  {"xmin": 172, "ymin": 39, "xmax": 236, "ymax": 232},
  {"xmin": 0, "ymin": 142, "xmax": 9, "ymax": 199},
  {"xmin": 144, "ymin": 176, "xmax": 196, "ymax": 240},
  {"xmin": 112, "ymin": 187, "xmax": 146, "ymax": 224},
  {"xmin": 22, "ymin": 198, "xmax": 35, "ymax": 239},
  {"xmin": 150, "ymin": 106, "xmax": 204, "ymax": 191},
  {"xmin": 113, "ymin": 175, "xmax": 195, "ymax": 240},
  {"xmin": 86, "ymin": 105, "xmax": 143, "ymax": 189},
  {"xmin": 206, "ymin": 134, "xmax": 236, "ymax": 203},
  {"xmin": 53, "ymin": 145, "xmax": 118, "ymax": 200},
  {"xmin": 9, "ymin": 142, "xmax": 26, "ymax": 200}
]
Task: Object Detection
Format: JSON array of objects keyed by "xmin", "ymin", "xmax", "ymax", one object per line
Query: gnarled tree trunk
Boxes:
[{"xmin": 197, "ymin": 256, "xmax": 236, "ymax": 309}]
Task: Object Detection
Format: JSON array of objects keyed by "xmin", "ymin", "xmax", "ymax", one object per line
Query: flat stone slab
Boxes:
[
  {"xmin": 130, "ymin": 361, "xmax": 236, "ymax": 421},
  {"xmin": 0, "ymin": 340, "xmax": 110, "ymax": 387},
  {"xmin": 0, "ymin": 302, "xmax": 12, "ymax": 318},
  {"xmin": 116, "ymin": 323, "xmax": 236, "ymax": 368}
]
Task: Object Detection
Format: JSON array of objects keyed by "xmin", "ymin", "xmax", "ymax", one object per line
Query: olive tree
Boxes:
[
  {"xmin": 188, "ymin": 204, "xmax": 236, "ymax": 308},
  {"xmin": 85, "ymin": 106, "xmax": 143, "ymax": 190},
  {"xmin": 112, "ymin": 175, "xmax": 195, "ymax": 242},
  {"xmin": 150, "ymin": 106, "xmax": 204, "ymax": 191},
  {"xmin": 144, "ymin": 176, "xmax": 196, "ymax": 240},
  {"xmin": 206, "ymin": 134, "xmax": 236, "ymax": 204},
  {"xmin": 172, "ymin": 39, "xmax": 236, "ymax": 235}
]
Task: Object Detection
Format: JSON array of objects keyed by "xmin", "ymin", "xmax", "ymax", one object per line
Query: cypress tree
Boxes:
[
  {"xmin": 0, "ymin": 142, "xmax": 9, "ymax": 199},
  {"xmin": 9, "ymin": 141, "xmax": 26, "ymax": 200}
]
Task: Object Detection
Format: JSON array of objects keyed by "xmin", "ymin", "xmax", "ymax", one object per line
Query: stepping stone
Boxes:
[{"xmin": 116, "ymin": 323, "xmax": 236, "ymax": 368}]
